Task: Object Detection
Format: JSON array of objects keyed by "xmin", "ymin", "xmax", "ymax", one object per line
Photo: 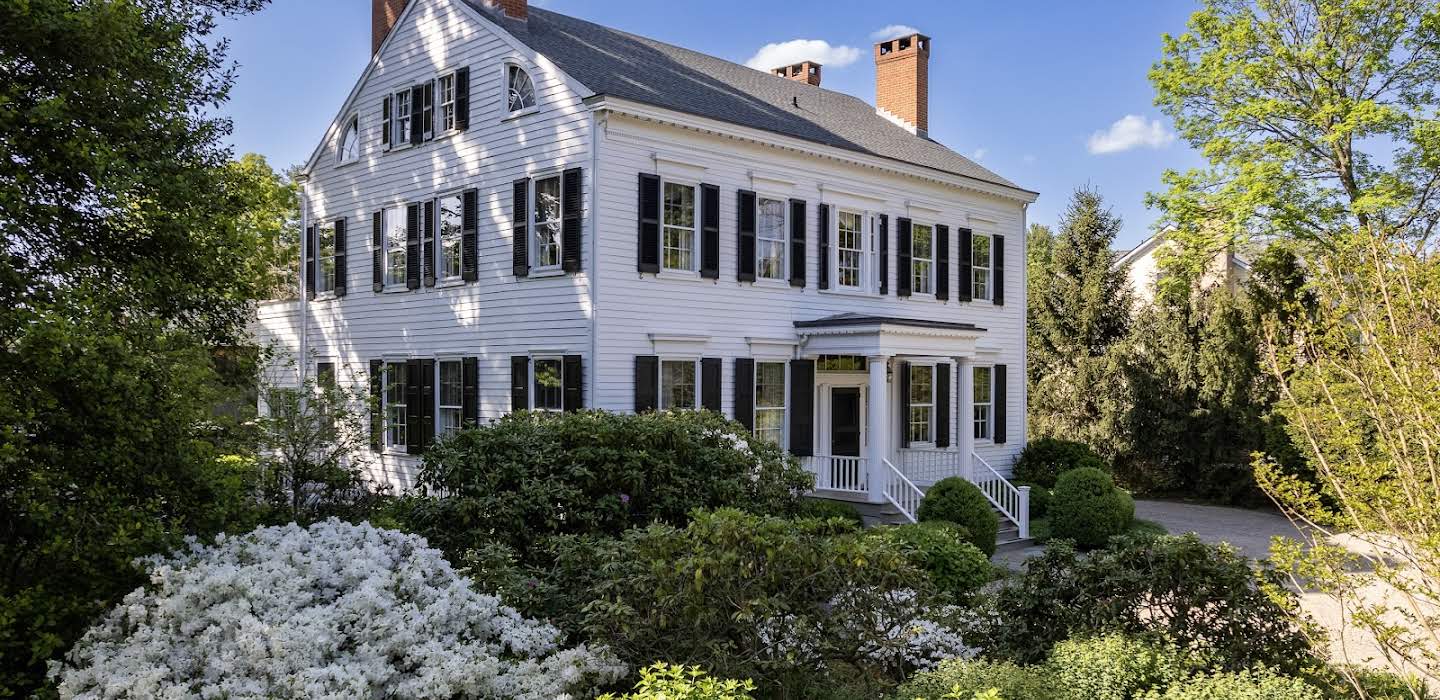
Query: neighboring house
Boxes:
[
  {"xmin": 1116, "ymin": 228, "xmax": 1251, "ymax": 306},
  {"xmin": 251, "ymin": 0, "xmax": 1039, "ymax": 533}
]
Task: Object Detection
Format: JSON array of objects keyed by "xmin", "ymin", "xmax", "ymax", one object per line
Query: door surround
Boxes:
[{"xmin": 815, "ymin": 372, "xmax": 869, "ymax": 457}]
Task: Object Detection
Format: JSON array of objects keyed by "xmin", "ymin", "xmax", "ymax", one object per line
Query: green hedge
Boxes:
[
  {"xmin": 1049, "ymin": 467, "xmax": 1134, "ymax": 548},
  {"xmin": 917, "ymin": 477, "xmax": 1000, "ymax": 556},
  {"xmin": 1048, "ymin": 635, "xmax": 1197, "ymax": 700},
  {"xmin": 879, "ymin": 521, "xmax": 992, "ymax": 600},
  {"xmin": 894, "ymin": 659, "xmax": 1058, "ymax": 700},
  {"xmin": 1014, "ymin": 438, "xmax": 1107, "ymax": 487},
  {"xmin": 1140, "ymin": 670, "xmax": 1326, "ymax": 700}
]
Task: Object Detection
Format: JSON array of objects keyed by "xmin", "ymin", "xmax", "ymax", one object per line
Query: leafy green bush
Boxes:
[
  {"xmin": 797, "ymin": 497, "xmax": 865, "ymax": 529},
  {"xmin": 978, "ymin": 535, "xmax": 1311, "ymax": 671},
  {"xmin": 583, "ymin": 509, "xmax": 967, "ymax": 696},
  {"xmin": 1140, "ymin": 670, "xmax": 1325, "ymax": 700},
  {"xmin": 599, "ymin": 663, "xmax": 756, "ymax": 700},
  {"xmin": 894, "ymin": 659, "xmax": 1058, "ymax": 700},
  {"xmin": 402, "ymin": 410, "xmax": 813, "ymax": 557},
  {"xmin": 1049, "ymin": 467, "xmax": 1134, "ymax": 548},
  {"xmin": 1012, "ymin": 481, "xmax": 1052, "ymax": 519},
  {"xmin": 879, "ymin": 521, "xmax": 992, "ymax": 601},
  {"xmin": 1046, "ymin": 635, "xmax": 1198, "ymax": 700},
  {"xmin": 917, "ymin": 477, "xmax": 1000, "ymax": 556},
  {"xmin": 1014, "ymin": 438, "xmax": 1107, "ymax": 487}
]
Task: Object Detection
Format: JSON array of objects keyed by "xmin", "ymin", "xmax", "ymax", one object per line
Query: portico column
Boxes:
[
  {"xmin": 866, "ymin": 355, "xmax": 891, "ymax": 504},
  {"xmin": 956, "ymin": 356, "xmax": 975, "ymax": 482}
]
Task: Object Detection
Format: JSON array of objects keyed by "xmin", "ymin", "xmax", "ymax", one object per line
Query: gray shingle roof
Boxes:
[{"xmin": 466, "ymin": 3, "xmax": 1029, "ymax": 193}]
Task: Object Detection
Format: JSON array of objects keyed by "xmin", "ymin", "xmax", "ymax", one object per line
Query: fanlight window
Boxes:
[
  {"xmin": 507, "ymin": 65, "xmax": 536, "ymax": 113},
  {"xmin": 339, "ymin": 117, "xmax": 359, "ymax": 164}
]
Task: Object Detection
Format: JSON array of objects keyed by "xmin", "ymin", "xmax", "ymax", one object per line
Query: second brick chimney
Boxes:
[
  {"xmin": 874, "ymin": 33, "xmax": 930, "ymax": 135},
  {"xmin": 487, "ymin": 0, "xmax": 527, "ymax": 21},
  {"xmin": 772, "ymin": 61, "xmax": 822, "ymax": 87}
]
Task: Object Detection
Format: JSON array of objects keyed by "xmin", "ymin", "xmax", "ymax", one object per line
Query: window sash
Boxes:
[
  {"xmin": 662, "ymin": 182, "xmax": 696, "ymax": 271},
  {"xmin": 317, "ymin": 224, "xmax": 337, "ymax": 293},
  {"xmin": 659, "ymin": 359, "xmax": 697, "ymax": 410},
  {"xmin": 836, "ymin": 210, "xmax": 864, "ymax": 289},
  {"xmin": 533, "ymin": 175, "xmax": 562, "ymax": 269},
  {"xmin": 972, "ymin": 234, "xmax": 992, "ymax": 301},
  {"xmin": 438, "ymin": 360, "xmax": 463, "ymax": 437},
  {"xmin": 384, "ymin": 207, "xmax": 406, "ymax": 286},
  {"xmin": 438, "ymin": 194, "xmax": 463, "ymax": 280},
  {"xmin": 533, "ymin": 358, "xmax": 563, "ymax": 411},
  {"xmin": 908, "ymin": 364, "xmax": 934, "ymax": 444},
  {"xmin": 438, "ymin": 74, "xmax": 456, "ymax": 132},
  {"xmin": 912, "ymin": 223, "xmax": 934, "ymax": 295},
  {"xmin": 394, "ymin": 89, "xmax": 411, "ymax": 144},
  {"xmin": 384, "ymin": 362, "xmax": 408, "ymax": 449},
  {"xmin": 754, "ymin": 361, "xmax": 786, "ymax": 445},
  {"xmin": 973, "ymin": 366, "xmax": 993, "ymax": 440},
  {"xmin": 756, "ymin": 197, "xmax": 787, "ymax": 280}
]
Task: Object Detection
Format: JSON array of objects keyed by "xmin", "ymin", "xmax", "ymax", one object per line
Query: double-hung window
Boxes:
[
  {"xmin": 908, "ymin": 364, "xmax": 934, "ymax": 444},
  {"xmin": 837, "ymin": 210, "xmax": 865, "ymax": 289},
  {"xmin": 756, "ymin": 197, "xmax": 787, "ymax": 280},
  {"xmin": 972, "ymin": 234, "xmax": 992, "ymax": 301},
  {"xmin": 533, "ymin": 357, "xmax": 563, "ymax": 412},
  {"xmin": 317, "ymin": 223, "xmax": 337, "ymax": 294},
  {"xmin": 973, "ymin": 365, "xmax": 993, "ymax": 440},
  {"xmin": 383, "ymin": 362, "xmax": 409, "ymax": 451},
  {"xmin": 659, "ymin": 359, "xmax": 698, "ymax": 410},
  {"xmin": 437, "ymin": 360, "xmax": 464, "ymax": 437},
  {"xmin": 393, "ymin": 88, "xmax": 412, "ymax": 146},
  {"xmin": 437, "ymin": 193, "xmax": 463, "ymax": 281},
  {"xmin": 339, "ymin": 116, "xmax": 359, "ymax": 164},
  {"xmin": 912, "ymin": 223, "xmax": 934, "ymax": 295},
  {"xmin": 662, "ymin": 182, "xmax": 697, "ymax": 272},
  {"xmin": 754, "ymin": 361, "xmax": 786, "ymax": 446},
  {"xmin": 437, "ymin": 72, "xmax": 457, "ymax": 132},
  {"xmin": 383, "ymin": 206, "xmax": 406, "ymax": 286},
  {"xmin": 533, "ymin": 174, "xmax": 562, "ymax": 269}
]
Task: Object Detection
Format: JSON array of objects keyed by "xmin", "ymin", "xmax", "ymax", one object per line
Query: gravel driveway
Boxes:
[{"xmin": 1132, "ymin": 499, "xmax": 1303, "ymax": 557}]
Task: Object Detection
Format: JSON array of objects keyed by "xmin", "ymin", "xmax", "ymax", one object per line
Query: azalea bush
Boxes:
[{"xmin": 50, "ymin": 519, "xmax": 625, "ymax": 699}]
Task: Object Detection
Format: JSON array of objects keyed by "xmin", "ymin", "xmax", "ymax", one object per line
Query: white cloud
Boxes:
[
  {"xmin": 744, "ymin": 40, "xmax": 862, "ymax": 71},
  {"xmin": 1086, "ymin": 114, "xmax": 1176, "ymax": 155},
  {"xmin": 972, "ymin": 148, "xmax": 988, "ymax": 162},
  {"xmin": 870, "ymin": 24, "xmax": 921, "ymax": 41}
]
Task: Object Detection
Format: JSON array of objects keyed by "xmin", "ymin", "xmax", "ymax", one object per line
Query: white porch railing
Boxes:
[
  {"xmin": 804, "ymin": 455, "xmax": 868, "ymax": 494},
  {"xmin": 881, "ymin": 457, "xmax": 924, "ymax": 523},
  {"xmin": 897, "ymin": 448, "xmax": 958, "ymax": 485},
  {"xmin": 972, "ymin": 451, "xmax": 1030, "ymax": 540}
]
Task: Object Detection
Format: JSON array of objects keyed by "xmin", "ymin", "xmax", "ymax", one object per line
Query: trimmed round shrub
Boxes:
[
  {"xmin": 1047, "ymin": 634, "xmax": 1198, "ymax": 700},
  {"xmin": 1015, "ymin": 437, "xmax": 1106, "ymax": 487},
  {"xmin": 1141, "ymin": 670, "xmax": 1326, "ymax": 700},
  {"xmin": 1012, "ymin": 480, "xmax": 1052, "ymax": 519},
  {"xmin": 1049, "ymin": 467, "xmax": 1134, "ymax": 548},
  {"xmin": 917, "ymin": 477, "xmax": 1000, "ymax": 556},
  {"xmin": 893, "ymin": 658, "xmax": 1058, "ymax": 700},
  {"xmin": 796, "ymin": 497, "xmax": 864, "ymax": 529},
  {"xmin": 880, "ymin": 521, "xmax": 992, "ymax": 600}
]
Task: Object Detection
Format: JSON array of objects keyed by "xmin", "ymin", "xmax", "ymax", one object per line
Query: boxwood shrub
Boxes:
[
  {"xmin": 1049, "ymin": 467, "xmax": 1134, "ymax": 549},
  {"xmin": 878, "ymin": 521, "xmax": 991, "ymax": 600},
  {"xmin": 1014, "ymin": 437, "xmax": 1107, "ymax": 488},
  {"xmin": 916, "ymin": 477, "xmax": 999, "ymax": 556}
]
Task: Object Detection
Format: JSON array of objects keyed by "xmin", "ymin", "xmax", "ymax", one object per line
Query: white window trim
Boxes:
[
  {"xmin": 972, "ymin": 232, "xmax": 994, "ymax": 302},
  {"xmin": 910, "ymin": 221, "xmax": 937, "ymax": 298},
  {"xmin": 530, "ymin": 169, "xmax": 564, "ymax": 272},
  {"xmin": 754, "ymin": 193, "xmax": 789, "ymax": 284},
  {"xmin": 435, "ymin": 189, "xmax": 466, "ymax": 283},
  {"xmin": 435, "ymin": 358, "xmax": 465, "ymax": 438},
  {"xmin": 658, "ymin": 356, "xmax": 701, "ymax": 411},
  {"xmin": 753, "ymin": 359, "xmax": 789, "ymax": 448},
  {"xmin": 381, "ymin": 361, "xmax": 409, "ymax": 455},
  {"xmin": 659, "ymin": 177, "xmax": 701, "ymax": 275},
  {"xmin": 972, "ymin": 364, "xmax": 995, "ymax": 444},
  {"xmin": 381, "ymin": 205, "xmax": 409, "ymax": 291},
  {"xmin": 501, "ymin": 61, "xmax": 539, "ymax": 120},
  {"xmin": 316, "ymin": 222, "xmax": 338, "ymax": 297},
  {"xmin": 436, "ymin": 70, "xmax": 459, "ymax": 136},
  {"xmin": 530, "ymin": 355, "xmax": 565, "ymax": 412},
  {"xmin": 908, "ymin": 362, "xmax": 936, "ymax": 448},
  {"xmin": 337, "ymin": 114, "xmax": 360, "ymax": 167},
  {"xmin": 391, "ymin": 87, "xmax": 413, "ymax": 150},
  {"xmin": 832, "ymin": 207, "xmax": 870, "ymax": 293}
]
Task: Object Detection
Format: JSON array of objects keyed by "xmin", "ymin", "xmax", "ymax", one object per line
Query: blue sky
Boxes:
[{"xmin": 218, "ymin": 0, "xmax": 1207, "ymax": 249}]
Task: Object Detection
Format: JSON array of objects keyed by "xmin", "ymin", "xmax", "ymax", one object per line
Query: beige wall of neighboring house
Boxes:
[{"xmin": 1116, "ymin": 230, "xmax": 1250, "ymax": 307}]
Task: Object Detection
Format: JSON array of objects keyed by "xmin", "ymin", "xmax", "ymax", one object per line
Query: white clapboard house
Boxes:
[{"xmin": 252, "ymin": 0, "xmax": 1039, "ymax": 532}]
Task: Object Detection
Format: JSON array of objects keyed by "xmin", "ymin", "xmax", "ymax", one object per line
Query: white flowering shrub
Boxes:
[{"xmin": 51, "ymin": 519, "xmax": 625, "ymax": 699}]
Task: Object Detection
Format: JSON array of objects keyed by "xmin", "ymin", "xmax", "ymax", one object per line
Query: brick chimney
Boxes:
[
  {"xmin": 873, "ymin": 33, "xmax": 930, "ymax": 135},
  {"xmin": 772, "ymin": 61, "xmax": 822, "ymax": 87},
  {"xmin": 486, "ymin": 0, "xmax": 528, "ymax": 20},
  {"xmin": 372, "ymin": 0, "xmax": 408, "ymax": 55}
]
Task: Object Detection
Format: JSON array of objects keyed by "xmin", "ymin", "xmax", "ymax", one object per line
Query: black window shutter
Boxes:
[
  {"xmin": 736, "ymin": 190, "xmax": 756, "ymax": 282},
  {"xmin": 369, "ymin": 359, "xmax": 383, "ymax": 450},
  {"xmin": 993, "ymin": 364, "xmax": 1008, "ymax": 443},
  {"xmin": 993, "ymin": 234, "xmax": 1006, "ymax": 306},
  {"xmin": 563, "ymin": 354, "xmax": 584, "ymax": 411},
  {"xmin": 637, "ymin": 173, "xmax": 660, "ymax": 273},
  {"xmin": 405, "ymin": 204, "xmax": 421, "ymax": 289},
  {"xmin": 700, "ymin": 183, "xmax": 720, "ymax": 279},
  {"xmin": 405, "ymin": 359, "xmax": 424, "ymax": 455},
  {"xmin": 381, "ymin": 96, "xmax": 392, "ymax": 148},
  {"xmin": 789, "ymin": 199, "xmax": 806, "ymax": 288},
  {"xmin": 419, "ymin": 358, "xmax": 434, "ymax": 451},
  {"xmin": 958, "ymin": 228, "xmax": 974, "ymax": 302},
  {"xmin": 409, "ymin": 87, "xmax": 424, "ymax": 145},
  {"xmin": 333, "ymin": 218, "xmax": 348, "ymax": 297},
  {"xmin": 422, "ymin": 199, "xmax": 436, "ymax": 287},
  {"xmin": 700, "ymin": 357, "xmax": 721, "ymax": 412},
  {"xmin": 935, "ymin": 223, "xmax": 949, "ymax": 301},
  {"xmin": 879, "ymin": 214, "xmax": 890, "ymax": 295},
  {"xmin": 561, "ymin": 167, "xmax": 583, "ymax": 273},
  {"xmin": 788, "ymin": 359, "xmax": 814, "ymax": 456},
  {"xmin": 372, "ymin": 211, "xmax": 383, "ymax": 292},
  {"xmin": 818, "ymin": 204, "xmax": 830, "ymax": 290},
  {"xmin": 512, "ymin": 178, "xmax": 530, "ymax": 277},
  {"xmin": 733, "ymin": 358, "xmax": 754, "ymax": 430},
  {"xmin": 634, "ymin": 355, "xmax": 658, "ymax": 412},
  {"xmin": 897, "ymin": 218, "xmax": 913, "ymax": 297},
  {"xmin": 422, "ymin": 81, "xmax": 435, "ymax": 140},
  {"xmin": 462, "ymin": 357, "xmax": 479, "ymax": 426},
  {"xmin": 305, "ymin": 225, "xmax": 317, "ymax": 299},
  {"xmin": 935, "ymin": 363, "xmax": 951, "ymax": 448},
  {"xmin": 462, "ymin": 188, "xmax": 479, "ymax": 282},
  {"xmin": 455, "ymin": 67, "xmax": 470, "ymax": 130},
  {"xmin": 511, "ymin": 356, "xmax": 530, "ymax": 412},
  {"xmin": 898, "ymin": 361, "xmax": 912, "ymax": 448}
]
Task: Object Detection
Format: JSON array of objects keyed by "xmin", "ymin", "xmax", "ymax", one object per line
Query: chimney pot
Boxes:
[
  {"xmin": 873, "ymin": 32, "xmax": 930, "ymax": 134},
  {"xmin": 772, "ymin": 60, "xmax": 822, "ymax": 87}
]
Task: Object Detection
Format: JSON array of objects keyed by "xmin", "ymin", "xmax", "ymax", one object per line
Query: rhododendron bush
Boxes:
[{"xmin": 50, "ymin": 520, "xmax": 625, "ymax": 699}]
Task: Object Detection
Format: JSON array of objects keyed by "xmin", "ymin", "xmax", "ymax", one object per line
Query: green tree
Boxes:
[
  {"xmin": 1028, "ymin": 188, "xmax": 1135, "ymax": 457},
  {"xmin": 225, "ymin": 154, "xmax": 302, "ymax": 300},
  {"xmin": 1027, "ymin": 222, "xmax": 1057, "ymax": 288}
]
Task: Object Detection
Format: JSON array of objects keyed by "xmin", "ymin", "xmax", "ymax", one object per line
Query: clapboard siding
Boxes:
[
  {"xmin": 591, "ymin": 115, "xmax": 1028, "ymax": 473},
  {"xmin": 251, "ymin": 0, "xmax": 594, "ymax": 486}
]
